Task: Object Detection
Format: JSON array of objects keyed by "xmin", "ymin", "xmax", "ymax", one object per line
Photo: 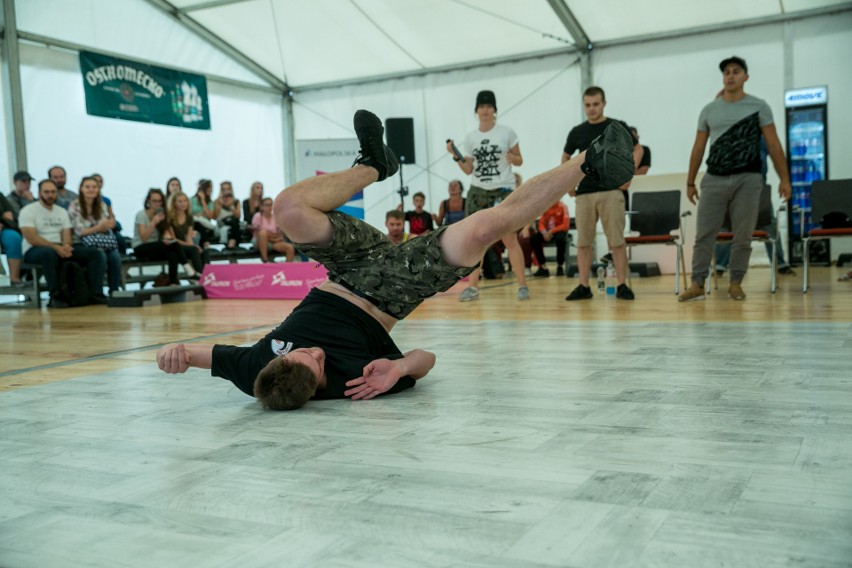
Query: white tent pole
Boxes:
[
  {"xmin": 282, "ymin": 91, "xmax": 296, "ymax": 187},
  {"xmin": 1, "ymin": 0, "xmax": 27, "ymax": 172}
]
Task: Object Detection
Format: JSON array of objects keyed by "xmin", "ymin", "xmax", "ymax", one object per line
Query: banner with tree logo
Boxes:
[{"xmin": 79, "ymin": 50, "xmax": 211, "ymax": 130}]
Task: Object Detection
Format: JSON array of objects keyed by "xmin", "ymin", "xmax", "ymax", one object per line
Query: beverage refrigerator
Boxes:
[{"xmin": 785, "ymin": 86, "xmax": 829, "ymax": 264}]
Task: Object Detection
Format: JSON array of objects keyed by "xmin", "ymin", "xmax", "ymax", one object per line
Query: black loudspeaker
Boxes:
[{"xmin": 385, "ymin": 118, "xmax": 415, "ymax": 164}]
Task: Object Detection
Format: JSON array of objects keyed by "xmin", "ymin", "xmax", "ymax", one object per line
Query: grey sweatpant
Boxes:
[{"xmin": 691, "ymin": 172, "xmax": 763, "ymax": 284}]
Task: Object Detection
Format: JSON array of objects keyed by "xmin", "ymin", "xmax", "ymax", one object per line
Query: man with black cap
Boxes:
[
  {"xmin": 679, "ymin": 56, "xmax": 791, "ymax": 302},
  {"xmin": 7, "ymin": 171, "xmax": 36, "ymax": 217},
  {"xmin": 446, "ymin": 89, "xmax": 530, "ymax": 302}
]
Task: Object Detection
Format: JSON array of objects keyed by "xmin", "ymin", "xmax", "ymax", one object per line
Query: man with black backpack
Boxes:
[{"xmin": 19, "ymin": 179, "xmax": 108, "ymax": 308}]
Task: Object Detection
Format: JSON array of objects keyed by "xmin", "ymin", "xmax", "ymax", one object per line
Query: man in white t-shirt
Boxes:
[
  {"xmin": 447, "ymin": 90, "xmax": 529, "ymax": 302},
  {"xmin": 19, "ymin": 179, "xmax": 108, "ymax": 308}
]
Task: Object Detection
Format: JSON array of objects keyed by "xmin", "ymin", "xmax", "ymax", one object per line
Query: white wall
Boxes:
[{"xmin": 17, "ymin": 43, "xmax": 286, "ymax": 229}]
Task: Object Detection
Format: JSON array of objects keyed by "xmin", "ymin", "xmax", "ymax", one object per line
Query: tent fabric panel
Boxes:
[{"xmin": 15, "ymin": 0, "xmax": 268, "ymax": 86}]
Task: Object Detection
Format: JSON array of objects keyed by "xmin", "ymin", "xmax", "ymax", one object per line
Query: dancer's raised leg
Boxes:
[
  {"xmin": 274, "ymin": 110, "xmax": 398, "ymax": 245},
  {"xmin": 440, "ymin": 121, "xmax": 635, "ymax": 269}
]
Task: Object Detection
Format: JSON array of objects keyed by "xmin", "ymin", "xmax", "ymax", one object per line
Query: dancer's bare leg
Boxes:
[
  {"xmin": 440, "ymin": 152, "xmax": 587, "ymax": 268},
  {"xmin": 274, "ymin": 166, "xmax": 378, "ymax": 245}
]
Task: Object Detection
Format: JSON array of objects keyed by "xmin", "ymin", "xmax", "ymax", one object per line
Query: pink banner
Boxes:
[{"xmin": 200, "ymin": 262, "xmax": 328, "ymax": 299}]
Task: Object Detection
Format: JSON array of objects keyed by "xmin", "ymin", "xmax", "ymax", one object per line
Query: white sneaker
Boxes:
[
  {"xmin": 517, "ymin": 286, "xmax": 530, "ymax": 301},
  {"xmin": 459, "ymin": 286, "xmax": 480, "ymax": 302}
]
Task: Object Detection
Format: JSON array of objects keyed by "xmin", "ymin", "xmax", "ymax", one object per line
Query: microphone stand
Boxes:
[{"xmin": 397, "ymin": 161, "xmax": 409, "ymax": 209}]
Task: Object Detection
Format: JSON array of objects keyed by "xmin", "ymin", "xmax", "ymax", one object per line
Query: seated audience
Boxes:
[
  {"xmin": 251, "ymin": 197, "xmax": 295, "ymax": 263},
  {"xmin": 68, "ymin": 176, "xmax": 122, "ymax": 295},
  {"xmin": 402, "ymin": 191, "xmax": 434, "ymax": 236},
  {"xmin": 7, "ymin": 170, "xmax": 36, "ymax": 216},
  {"xmin": 385, "ymin": 209, "xmax": 407, "ymax": 245},
  {"xmin": 433, "ymin": 179, "xmax": 466, "ymax": 226},
  {"xmin": 191, "ymin": 179, "xmax": 216, "ymax": 246},
  {"xmin": 0, "ymin": 192, "xmax": 24, "ymax": 286},
  {"xmin": 90, "ymin": 172, "xmax": 128, "ymax": 255},
  {"xmin": 168, "ymin": 192, "xmax": 208, "ymax": 273},
  {"xmin": 48, "ymin": 165, "xmax": 77, "ymax": 210},
  {"xmin": 2, "ymin": 170, "xmax": 36, "ymax": 286},
  {"xmin": 166, "ymin": 177, "xmax": 183, "ymax": 197},
  {"xmin": 132, "ymin": 188, "xmax": 197, "ymax": 285},
  {"xmin": 531, "ymin": 201, "xmax": 570, "ymax": 277},
  {"xmin": 213, "ymin": 180, "xmax": 241, "ymax": 248},
  {"xmin": 19, "ymin": 179, "xmax": 108, "ymax": 307},
  {"xmin": 243, "ymin": 181, "xmax": 264, "ymax": 220}
]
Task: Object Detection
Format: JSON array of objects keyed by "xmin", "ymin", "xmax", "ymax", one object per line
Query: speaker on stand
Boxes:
[{"xmin": 385, "ymin": 118, "xmax": 415, "ymax": 208}]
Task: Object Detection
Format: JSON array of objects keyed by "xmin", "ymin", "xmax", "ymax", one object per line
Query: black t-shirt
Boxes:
[
  {"xmin": 405, "ymin": 210, "xmax": 434, "ymax": 235},
  {"xmin": 211, "ymin": 288, "xmax": 415, "ymax": 399},
  {"xmin": 563, "ymin": 118, "xmax": 635, "ymax": 194}
]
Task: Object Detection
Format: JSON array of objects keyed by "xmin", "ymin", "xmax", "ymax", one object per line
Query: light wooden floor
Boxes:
[{"xmin": 1, "ymin": 267, "xmax": 851, "ymax": 567}]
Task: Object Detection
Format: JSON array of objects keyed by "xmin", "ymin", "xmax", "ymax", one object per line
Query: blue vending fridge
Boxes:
[{"xmin": 785, "ymin": 86, "xmax": 829, "ymax": 265}]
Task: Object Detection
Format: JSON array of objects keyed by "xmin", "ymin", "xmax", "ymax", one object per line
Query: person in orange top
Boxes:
[{"xmin": 531, "ymin": 201, "xmax": 570, "ymax": 277}]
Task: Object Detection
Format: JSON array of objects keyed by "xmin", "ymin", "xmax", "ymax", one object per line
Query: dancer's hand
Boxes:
[
  {"xmin": 157, "ymin": 343, "xmax": 191, "ymax": 374},
  {"xmin": 344, "ymin": 358, "xmax": 401, "ymax": 400}
]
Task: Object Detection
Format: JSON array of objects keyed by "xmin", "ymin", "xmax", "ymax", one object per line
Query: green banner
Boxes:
[{"xmin": 79, "ymin": 50, "xmax": 211, "ymax": 130}]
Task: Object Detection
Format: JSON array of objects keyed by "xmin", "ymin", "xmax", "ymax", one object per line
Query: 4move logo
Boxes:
[{"xmin": 784, "ymin": 86, "xmax": 827, "ymax": 108}]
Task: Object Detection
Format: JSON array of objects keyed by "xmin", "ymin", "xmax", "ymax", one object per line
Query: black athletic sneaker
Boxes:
[
  {"xmin": 565, "ymin": 284, "xmax": 593, "ymax": 301},
  {"xmin": 533, "ymin": 267, "xmax": 550, "ymax": 277},
  {"xmin": 616, "ymin": 283, "xmax": 635, "ymax": 300},
  {"xmin": 352, "ymin": 110, "xmax": 399, "ymax": 181},
  {"xmin": 581, "ymin": 121, "xmax": 635, "ymax": 189},
  {"xmin": 556, "ymin": 266, "xmax": 564, "ymax": 276}
]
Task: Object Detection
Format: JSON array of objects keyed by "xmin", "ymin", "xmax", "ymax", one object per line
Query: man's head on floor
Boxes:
[{"xmin": 254, "ymin": 348, "xmax": 326, "ymax": 410}]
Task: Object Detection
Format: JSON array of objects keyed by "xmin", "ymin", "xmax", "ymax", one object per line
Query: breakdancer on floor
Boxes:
[{"xmin": 157, "ymin": 110, "xmax": 635, "ymax": 410}]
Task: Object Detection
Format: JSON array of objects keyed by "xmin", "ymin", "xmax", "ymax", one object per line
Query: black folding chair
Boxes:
[
  {"xmin": 803, "ymin": 179, "xmax": 852, "ymax": 293},
  {"xmin": 624, "ymin": 190, "xmax": 687, "ymax": 294}
]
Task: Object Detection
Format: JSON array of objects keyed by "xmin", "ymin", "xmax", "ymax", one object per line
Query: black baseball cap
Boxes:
[
  {"xmin": 13, "ymin": 170, "xmax": 33, "ymax": 182},
  {"xmin": 719, "ymin": 56, "xmax": 748, "ymax": 73},
  {"xmin": 475, "ymin": 90, "xmax": 497, "ymax": 112}
]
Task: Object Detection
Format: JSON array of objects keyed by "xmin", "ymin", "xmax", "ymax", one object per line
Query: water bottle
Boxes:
[
  {"xmin": 605, "ymin": 262, "xmax": 616, "ymax": 296},
  {"xmin": 596, "ymin": 266, "xmax": 605, "ymax": 291}
]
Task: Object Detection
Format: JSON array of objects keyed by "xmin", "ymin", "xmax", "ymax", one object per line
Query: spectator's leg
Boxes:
[
  {"xmin": 728, "ymin": 173, "xmax": 763, "ymax": 284},
  {"xmin": 438, "ymin": 152, "xmax": 589, "ymax": 270},
  {"xmin": 106, "ymin": 249, "xmax": 122, "ymax": 292},
  {"xmin": 691, "ymin": 174, "xmax": 733, "ymax": 286},
  {"xmin": 1, "ymin": 228, "xmax": 24, "ymax": 282},
  {"xmin": 531, "ymin": 231, "xmax": 548, "ymax": 269},
  {"xmin": 256, "ymin": 230, "xmax": 270, "ymax": 262},
  {"xmin": 554, "ymin": 232, "xmax": 567, "ymax": 267},
  {"xmin": 72, "ymin": 245, "xmax": 107, "ymax": 296},
  {"xmin": 23, "ymin": 246, "xmax": 60, "ymax": 296}
]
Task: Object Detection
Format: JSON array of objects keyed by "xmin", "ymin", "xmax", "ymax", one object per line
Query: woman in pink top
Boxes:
[{"xmin": 251, "ymin": 197, "xmax": 295, "ymax": 262}]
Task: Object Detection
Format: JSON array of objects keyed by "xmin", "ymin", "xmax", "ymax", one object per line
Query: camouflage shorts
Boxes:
[
  {"xmin": 465, "ymin": 184, "xmax": 514, "ymax": 216},
  {"xmin": 292, "ymin": 211, "xmax": 474, "ymax": 319}
]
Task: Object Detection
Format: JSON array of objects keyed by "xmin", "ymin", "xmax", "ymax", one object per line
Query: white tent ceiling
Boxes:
[{"xmin": 156, "ymin": 0, "xmax": 851, "ymax": 89}]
